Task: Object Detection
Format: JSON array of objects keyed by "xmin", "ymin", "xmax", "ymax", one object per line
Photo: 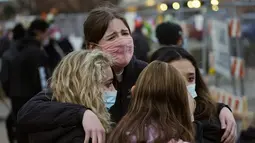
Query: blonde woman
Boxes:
[{"xmin": 25, "ymin": 49, "xmax": 117, "ymax": 143}]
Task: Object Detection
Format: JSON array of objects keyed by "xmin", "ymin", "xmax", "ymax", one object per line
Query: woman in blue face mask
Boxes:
[
  {"xmin": 153, "ymin": 47, "xmax": 237, "ymax": 143},
  {"xmin": 26, "ymin": 49, "xmax": 117, "ymax": 142},
  {"xmin": 52, "ymin": 49, "xmax": 117, "ymax": 132}
]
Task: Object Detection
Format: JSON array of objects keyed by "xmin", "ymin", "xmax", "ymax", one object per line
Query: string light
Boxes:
[
  {"xmin": 211, "ymin": 0, "xmax": 219, "ymax": 6},
  {"xmin": 212, "ymin": 5, "xmax": 219, "ymax": 11},
  {"xmin": 160, "ymin": 3, "xmax": 168, "ymax": 11},
  {"xmin": 172, "ymin": 2, "xmax": 180, "ymax": 10},
  {"xmin": 192, "ymin": 0, "xmax": 201, "ymax": 9},
  {"xmin": 187, "ymin": 0, "xmax": 193, "ymax": 8}
]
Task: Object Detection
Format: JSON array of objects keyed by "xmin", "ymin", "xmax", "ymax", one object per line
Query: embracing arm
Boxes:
[
  {"xmin": 17, "ymin": 90, "xmax": 87, "ymax": 133},
  {"xmin": 217, "ymin": 102, "xmax": 236, "ymax": 143},
  {"xmin": 217, "ymin": 103, "xmax": 232, "ymax": 115}
]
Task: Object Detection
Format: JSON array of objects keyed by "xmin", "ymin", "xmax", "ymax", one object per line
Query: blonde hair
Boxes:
[{"xmin": 51, "ymin": 49, "xmax": 113, "ymax": 132}]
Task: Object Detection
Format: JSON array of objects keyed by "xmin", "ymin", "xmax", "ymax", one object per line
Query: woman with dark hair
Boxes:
[
  {"xmin": 151, "ymin": 46, "xmax": 236, "ymax": 143},
  {"xmin": 108, "ymin": 61, "xmax": 195, "ymax": 143}
]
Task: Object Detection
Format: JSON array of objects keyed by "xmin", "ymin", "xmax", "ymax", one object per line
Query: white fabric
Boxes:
[
  {"xmin": 115, "ymin": 70, "xmax": 124, "ymax": 82},
  {"xmin": 38, "ymin": 67, "xmax": 47, "ymax": 89}
]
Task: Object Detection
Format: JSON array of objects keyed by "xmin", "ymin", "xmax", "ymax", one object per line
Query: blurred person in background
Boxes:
[
  {"xmin": 0, "ymin": 29, "xmax": 13, "ymax": 58},
  {"xmin": 9, "ymin": 19, "xmax": 49, "ymax": 143},
  {"xmin": 17, "ymin": 5, "xmax": 146, "ymax": 143},
  {"xmin": 150, "ymin": 22, "xmax": 183, "ymax": 62},
  {"xmin": 108, "ymin": 61, "xmax": 195, "ymax": 143},
  {"xmin": 1, "ymin": 23, "xmax": 26, "ymax": 95},
  {"xmin": 0, "ymin": 23, "xmax": 26, "ymax": 143},
  {"xmin": 156, "ymin": 22, "xmax": 183, "ymax": 46},
  {"xmin": 238, "ymin": 115, "xmax": 255, "ymax": 143},
  {"xmin": 27, "ymin": 49, "xmax": 116, "ymax": 143},
  {"xmin": 153, "ymin": 47, "xmax": 236, "ymax": 143},
  {"xmin": 43, "ymin": 26, "xmax": 74, "ymax": 74},
  {"xmin": 132, "ymin": 16, "xmax": 150, "ymax": 62}
]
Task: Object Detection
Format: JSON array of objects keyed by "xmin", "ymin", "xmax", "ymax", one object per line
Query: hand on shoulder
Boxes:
[{"xmin": 83, "ymin": 110, "xmax": 105, "ymax": 143}]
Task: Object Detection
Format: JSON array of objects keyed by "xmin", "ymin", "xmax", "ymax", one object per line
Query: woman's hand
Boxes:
[
  {"xmin": 219, "ymin": 107, "xmax": 237, "ymax": 143},
  {"xmin": 83, "ymin": 110, "xmax": 105, "ymax": 143}
]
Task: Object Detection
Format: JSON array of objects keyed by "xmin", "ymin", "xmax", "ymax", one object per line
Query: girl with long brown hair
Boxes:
[{"xmin": 108, "ymin": 61, "xmax": 195, "ymax": 143}]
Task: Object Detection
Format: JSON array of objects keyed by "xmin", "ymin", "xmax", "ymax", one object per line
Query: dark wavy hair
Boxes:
[{"xmin": 152, "ymin": 46, "xmax": 217, "ymax": 120}]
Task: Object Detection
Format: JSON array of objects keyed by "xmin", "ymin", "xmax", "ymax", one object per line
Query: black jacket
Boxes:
[
  {"xmin": 110, "ymin": 57, "xmax": 147, "ymax": 122},
  {"xmin": 194, "ymin": 120, "xmax": 224, "ymax": 143},
  {"xmin": 28, "ymin": 125, "xmax": 85, "ymax": 143},
  {"xmin": 17, "ymin": 89, "xmax": 86, "ymax": 133},
  {"xmin": 238, "ymin": 127, "xmax": 255, "ymax": 143},
  {"xmin": 44, "ymin": 38, "xmax": 73, "ymax": 74},
  {"xmin": 17, "ymin": 89, "xmax": 87, "ymax": 143},
  {"xmin": 0, "ymin": 41, "xmax": 20, "ymax": 96},
  {"xmin": 0, "ymin": 37, "xmax": 11, "ymax": 57},
  {"xmin": 17, "ymin": 57, "xmax": 147, "ymax": 142},
  {"xmin": 8, "ymin": 37, "xmax": 49, "ymax": 99}
]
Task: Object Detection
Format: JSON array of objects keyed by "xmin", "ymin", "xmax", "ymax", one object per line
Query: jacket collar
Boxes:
[{"xmin": 121, "ymin": 56, "xmax": 136, "ymax": 84}]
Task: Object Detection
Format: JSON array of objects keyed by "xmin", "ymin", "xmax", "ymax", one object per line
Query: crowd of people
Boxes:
[
  {"xmin": 0, "ymin": 3, "xmax": 255, "ymax": 143},
  {"xmin": 0, "ymin": 18, "xmax": 74, "ymax": 143}
]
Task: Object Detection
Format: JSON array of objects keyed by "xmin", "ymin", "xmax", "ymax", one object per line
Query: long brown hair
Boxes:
[
  {"xmin": 83, "ymin": 4, "xmax": 131, "ymax": 47},
  {"xmin": 107, "ymin": 61, "xmax": 195, "ymax": 143},
  {"xmin": 153, "ymin": 47, "xmax": 217, "ymax": 120}
]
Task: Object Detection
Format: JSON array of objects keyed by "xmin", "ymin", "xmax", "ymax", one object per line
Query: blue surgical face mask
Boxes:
[
  {"xmin": 187, "ymin": 84, "xmax": 197, "ymax": 98},
  {"xmin": 103, "ymin": 90, "xmax": 117, "ymax": 110}
]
